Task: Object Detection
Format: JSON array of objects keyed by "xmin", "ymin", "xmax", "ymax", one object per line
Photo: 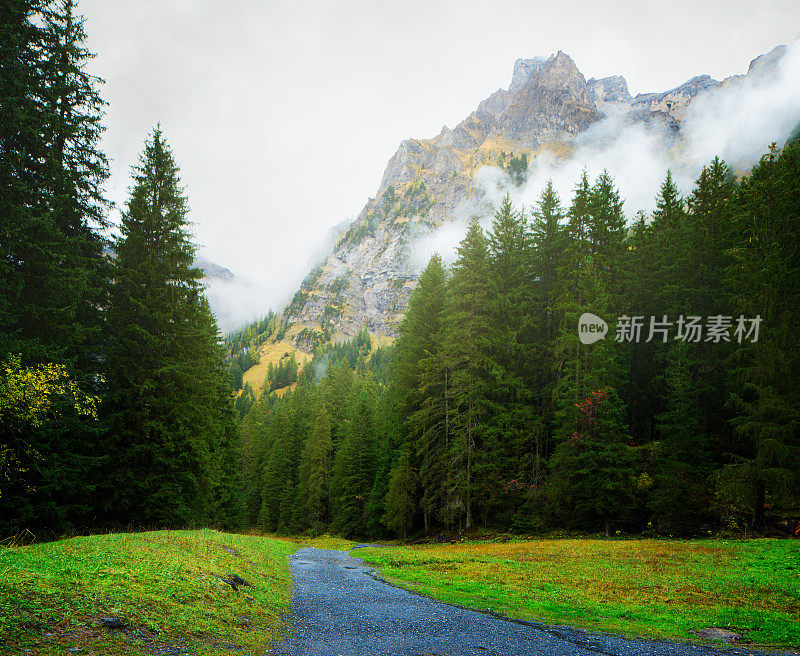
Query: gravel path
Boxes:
[{"xmin": 270, "ymin": 546, "xmax": 790, "ymax": 656}]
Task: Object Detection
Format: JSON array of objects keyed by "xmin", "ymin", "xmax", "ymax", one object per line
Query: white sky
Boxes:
[{"xmin": 80, "ymin": 0, "xmax": 800, "ymax": 324}]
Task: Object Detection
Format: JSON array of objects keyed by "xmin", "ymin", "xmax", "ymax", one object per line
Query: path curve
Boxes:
[{"xmin": 270, "ymin": 547, "xmax": 787, "ymax": 656}]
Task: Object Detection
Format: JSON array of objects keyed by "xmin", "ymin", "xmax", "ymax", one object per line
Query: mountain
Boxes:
[
  {"xmin": 104, "ymin": 246, "xmax": 234, "ymax": 285},
  {"xmin": 195, "ymin": 255, "xmax": 235, "ymax": 283},
  {"xmin": 280, "ymin": 46, "xmax": 788, "ymax": 349}
]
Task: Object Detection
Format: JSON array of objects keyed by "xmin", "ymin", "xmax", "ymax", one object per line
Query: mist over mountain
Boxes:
[{"xmin": 264, "ymin": 42, "xmax": 800, "ymax": 346}]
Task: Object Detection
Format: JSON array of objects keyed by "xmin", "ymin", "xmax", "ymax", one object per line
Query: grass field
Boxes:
[
  {"xmin": 287, "ymin": 535, "xmax": 357, "ymax": 551},
  {"xmin": 0, "ymin": 529, "xmax": 298, "ymax": 655},
  {"xmin": 240, "ymin": 340, "xmax": 312, "ymax": 393},
  {"xmin": 358, "ymin": 538, "xmax": 800, "ymax": 650}
]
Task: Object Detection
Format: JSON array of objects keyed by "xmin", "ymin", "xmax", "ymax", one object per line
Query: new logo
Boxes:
[{"xmin": 578, "ymin": 313, "xmax": 608, "ymax": 344}]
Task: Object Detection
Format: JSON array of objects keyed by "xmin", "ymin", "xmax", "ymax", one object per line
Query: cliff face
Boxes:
[{"xmin": 281, "ymin": 47, "xmax": 786, "ymax": 347}]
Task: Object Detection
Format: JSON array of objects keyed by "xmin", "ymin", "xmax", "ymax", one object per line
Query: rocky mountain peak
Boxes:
[
  {"xmin": 747, "ymin": 44, "xmax": 787, "ymax": 75},
  {"xmin": 530, "ymin": 50, "xmax": 590, "ymax": 100},
  {"xmin": 279, "ymin": 46, "xmax": 786, "ymax": 346},
  {"xmin": 630, "ymin": 74, "xmax": 720, "ymax": 121},
  {"xmin": 587, "ymin": 75, "xmax": 631, "ymax": 104},
  {"xmin": 509, "ymin": 57, "xmax": 545, "ymax": 90}
]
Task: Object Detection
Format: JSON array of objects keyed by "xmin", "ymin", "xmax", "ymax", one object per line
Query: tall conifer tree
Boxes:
[
  {"xmin": 443, "ymin": 218, "xmax": 492, "ymax": 528},
  {"xmin": 105, "ymin": 128, "xmax": 235, "ymax": 528},
  {"xmin": 0, "ymin": 0, "xmax": 110, "ymax": 534},
  {"xmin": 391, "ymin": 255, "xmax": 447, "ymax": 530},
  {"xmin": 485, "ymin": 195, "xmax": 536, "ymax": 519}
]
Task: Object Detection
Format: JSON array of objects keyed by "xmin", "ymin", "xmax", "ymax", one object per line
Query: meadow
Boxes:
[
  {"xmin": 3, "ymin": 531, "xmax": 797, "ymax": 654},
  {"xmin": 357, "ymin": 538, "xmax": 800, "ymax": 649},
  {"xmin": 0, "ymin": 530, "xmax": 299, "ymax": 655}
]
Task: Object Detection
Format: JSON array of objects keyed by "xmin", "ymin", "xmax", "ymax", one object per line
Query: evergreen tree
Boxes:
[
  {"xmin": 621, "ymin": 172, "xmax": 686, "ymax": 462},
  {"xmin": 0, "ymin": 0, "xmax": 48, "ymax": 361},
  {"xmin": 322, "ymin": 360, "xmax": 355, "ymax": 446},
  {"xmin": 649, "ymin": 169, "xmax": 686, "ymax": 306},
  {"xmin": 531, "ymin": 181, "xmax": 566, "ymax": 340},
  {"xmin": 680, "ymin": 158, "xmax": 738, "ymax": 488},
  {"xmin": 722, "ymin": 142, "xmax": 800, "ymax": 529},
  {"xmin": 383, "ymin": 449, "xmax": 415, "ymax": 538},
  {"xmin": 649, "ymin": 342, "xmax": 711, "ymax": 534},
  {"xmin": 442, "ymin": 218, "xmax": 493, "ymax": 528},
  {"xmin": 297, "ymin": 411, "xmax": 333, "ymax": 532},
  {"xmin": 588, "ymin": 171, "xmax": 626, "ymax": 288},
  {"xmin": 548, "ymin": 387, "xmax": 637, "ymax": 536},
  {"xmin": 234, "ymin": 383, "xmax": 256, "ymax": 419},
  {"xmin": 392, "ymin": 254, "xmax": 447, "ymax": 531},
  {"xmin": 553, "ymin": 172, "xmax": 622, "ymax": 443},
  {"xmin": 105, "ymin": 128, "xmax": 235, "ymax": 528},
  {"xmin": 0, "ymin": 0, "xmax": 110, "ymax": 535},
  {"xmin": 528, "ymin": 181, "xmax": 566, "ymax": 474},
  {"xmin": 484, "ymin": 194, "xmax": 536, "ymax": 520},
  {"xmin": 330, "ymin": 380, "xmax": 378, "ymax": 535},
  {"xmin": 260, "ymin": 418, "xmax": 289, "ymax": 531}
]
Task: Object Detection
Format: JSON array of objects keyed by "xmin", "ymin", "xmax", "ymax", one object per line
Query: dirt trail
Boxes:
[{"xmin": 270, "ymin": 547, "xmax": 786, "ymax": 656}]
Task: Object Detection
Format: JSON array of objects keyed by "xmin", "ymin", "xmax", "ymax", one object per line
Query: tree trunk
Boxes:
[
  {"xmin": 604, "ymin": 514, "xmax": 611, "ymax": 538},
  {"xmin": 466, "ymin": 401, "xmax": 473, "ymax": 530},
  {"xmin": 753, "ymin": 480, "xmax": 766, "ymax": 532}
]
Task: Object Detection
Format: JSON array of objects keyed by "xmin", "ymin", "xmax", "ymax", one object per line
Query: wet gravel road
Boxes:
[{"xmin": 270, "ymin": 546, "xmax": 789, "ymax": 656}]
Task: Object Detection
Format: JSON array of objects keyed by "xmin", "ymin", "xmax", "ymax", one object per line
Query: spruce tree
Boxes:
[
  {"xmin": 383, "ymin": 449, "xmax": 415, "ymax": 538},
  {"xmin": 681, "ymin": 158, "xmax": 737, "ymax": 484},
  {"xmin": 330, "ymin": 380, "xmax": 378, "ymax": 535},
  {"xmin": 588, "ymin": 171, "xmax": 626, "ymax": 289},
  {"xmin": 552, "ymin": 172, "xmax": 622, "ymax": 443},
  {"xmin": 260, "ymin": 422, "xmax": 290, "ymax": 531},
  {"xmin": 548, "ymin": 387, "xmax": 637, "ymax": 536},
  {"xmin": 650, "ymin": 342, "xmax": 711, "ymax": 534},
  {"xmin": 297, "ymin": 410, "xmax": 333, "ymax": 532},
  {"xmin": 442, "ymin": 218, "xmax": 493, "ymax": 528},
  {"xmin": 484, "ymin": 195, "xmax": 536, "ymax": 521},
  {"xmin": 528, "ymin": 181, "xmax": 566, "ymax": 472},
  {"xmin": 0, "ymin": 0, "xmax": 110, "ymax": 535},
  {"xmin": 0, "ymin": 0, "xmax": 48, "ymax": 362},
  {"xmin": 531, "ymin": 181, "xmax": 566, "ymax": 340},
  {"xmin": 105, "ymin": 128, "xmax": 235, "ymax": 528},
  {"xmin": 723, "ymin": 142, "xmax": 800, "ymax": 529},
  {"xmin": 619, "ymin": 211, "xmax": 658, "ymax": 444},
  {"xmin": 391, "ymin": 254, "xmax": 447, "ymax": 531}
]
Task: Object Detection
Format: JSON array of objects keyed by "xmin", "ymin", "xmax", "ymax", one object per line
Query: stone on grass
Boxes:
[
  {"xmin": 99, "ymin": 616, "xmax": 127, "ymax": 629},
  {"xmin": 690, "ymin": 627, "xmax": 742, "ymax": 642}
]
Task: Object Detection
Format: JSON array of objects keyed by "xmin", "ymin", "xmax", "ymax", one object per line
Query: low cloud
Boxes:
[{"xmin": 204, "ymin": 276, "xmax": 277, "ymax": 334}]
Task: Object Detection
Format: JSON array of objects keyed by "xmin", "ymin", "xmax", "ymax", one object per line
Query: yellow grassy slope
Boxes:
[
  {"xmin": 241, "ymin": 340, "xmax": 313, "ymax": 393},
  {"xmin": 242, "ymin": 333, "xmax": 394, "ymax": 396}
]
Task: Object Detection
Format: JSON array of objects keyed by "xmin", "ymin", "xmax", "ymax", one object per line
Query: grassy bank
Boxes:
[
  {"xmin": 358, "ymin": 538, "xmax": 800, "ymax": 649},
  {"xmin": 285, "ymin": 535, "xmax": 357, "ymax": 551},
  {"xmin": 0, "ymin": 529, "xmax": 297, "ymax": 655}
]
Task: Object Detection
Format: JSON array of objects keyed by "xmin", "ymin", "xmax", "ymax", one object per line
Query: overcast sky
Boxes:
[{"xmin": 80, "ymin": 0, "xmax": 800, "ymax": 325}]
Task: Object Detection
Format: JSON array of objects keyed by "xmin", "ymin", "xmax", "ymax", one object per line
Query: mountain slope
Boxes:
[{"xmin": 281, "ymin": 46, "xmax": 788, "ymax": 347}]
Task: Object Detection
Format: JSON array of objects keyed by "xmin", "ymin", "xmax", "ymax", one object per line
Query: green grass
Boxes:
[
  {"xmin": 296, "ymin": 535, "xmax": 357, "ymax": 551},
  {"xmin": 357, "ymin": 538, "xmax": 800, "ymax": 650},
  {"xmin": 0, "ymin": 529, "xmax": 298, "ymax": 655}
]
